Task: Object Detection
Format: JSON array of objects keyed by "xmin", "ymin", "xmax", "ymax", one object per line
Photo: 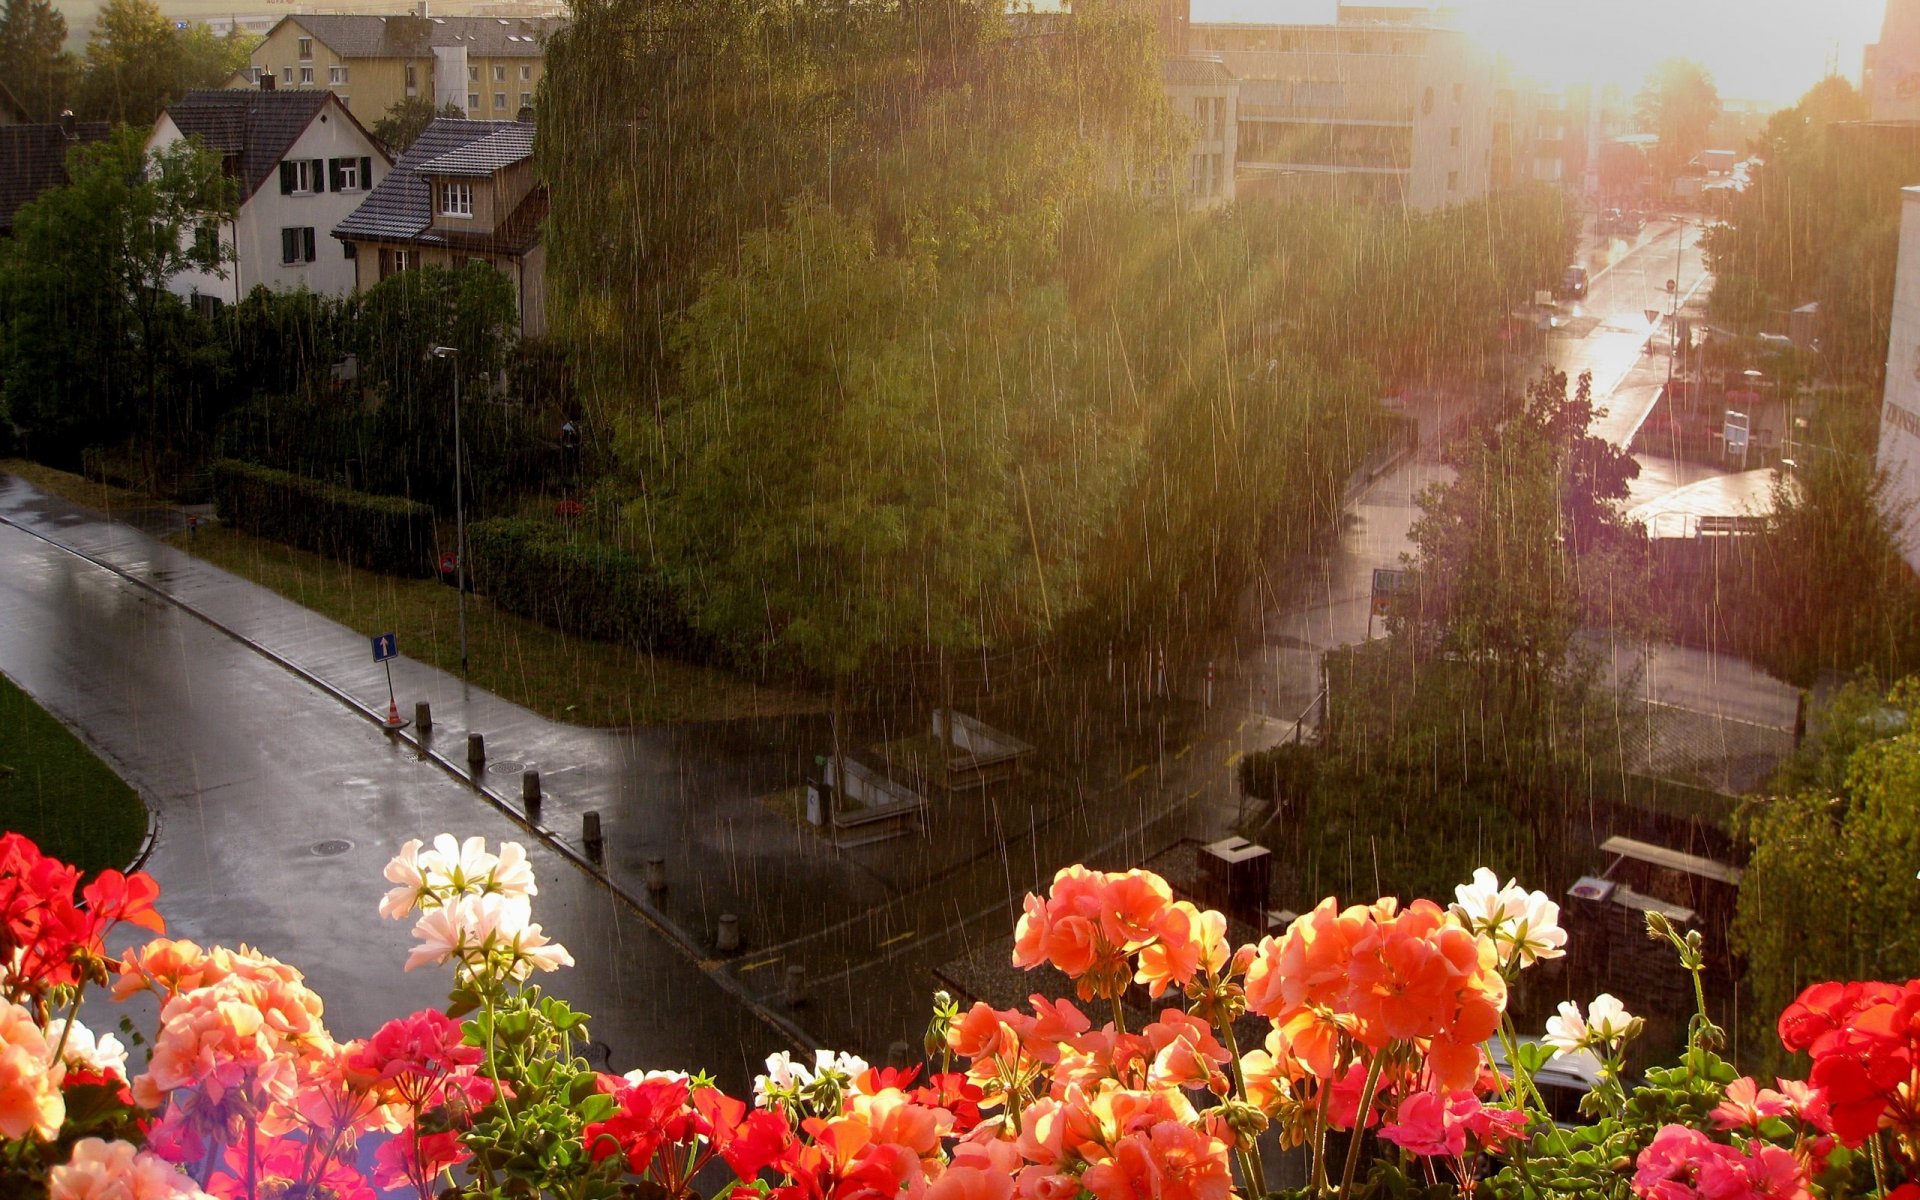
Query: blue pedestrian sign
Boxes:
[{"xmin": 371, "ymin": 632, "xmax": 398, "ymax": 663}]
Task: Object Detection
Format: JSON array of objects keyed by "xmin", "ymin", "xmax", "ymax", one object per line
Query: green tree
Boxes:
[
  {"xmin": 75, "ymin": 0, "xmax": 181, "ymax": 124},
  {"xmin": 371, "ymin": 96, "xmax": 460, "ymax": 155},
  {"xmin": 346, "ymin": 263, "xmax": 518, "ymax": 505},
  {"xmin": 175, "ymin": 24, "xmax": 259, "ymax": 93},
  {"xmin": 1734, "ymin": 677, "xmax": 1920, "ymax": 1069},
  {"xmin": 0, "ymin": 0, "xmax": 76, "ymax": 120},
  {"xmin": 1635, "ymin": 59, "xmax": 1721, "ymax": 181},
  {"xmin": 1398, "ymin": 368, "xmax": 1648, "ymax": 731},
  {"xmin": 0, "ymin": 125, "xmax": 234, "ymax": 459}
]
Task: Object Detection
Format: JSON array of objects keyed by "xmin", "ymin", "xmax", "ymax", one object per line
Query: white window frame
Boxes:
[
  {"xmin": 519, "ymin": 65, "xmax": 530, "ymax": 80},
  {"xmin": 467, "ymin": 65, "xmax": 479, "ymax": 82},
  {"xmin": 280, "ymin": 226, "xmax": 316, "ymax": 265},
  {"xmin": 493, "ymin": 64, "xmax": 506, "ymax": 82},
  {"xmin": 282, "ymin": 66, "xmax": 293, "ymax": 84},
  {"xmin": 299, "ymin": 66, "xmax": 314, "ymax": 84},
  {"xmin": 297, "ymin": 36, "xmax": 313, "ymax": 59},
  {"xmin": 467, "ymin": 92, "xmax": 480, "ymax": 110},
  {"xmin": 287, "ymin": 159, "xmax": 316, "ymax": 194},
  {"xmin": 520, "ymin": 92, "xmax": 531, "ymax": 109},
  {"xmin": 441, "ymin": 181, "xmax": 474, "ymax": 218},
  {"xmin": 493, "ymin": 91, "xmax": 506, "ymax": 109},
  {"xmin": 329, "ymin": 64, "xmax": 348, "ymax": 84},
  {"xmin": 334, "ymin": 157, "xmax": 360, "ymax": 190}
]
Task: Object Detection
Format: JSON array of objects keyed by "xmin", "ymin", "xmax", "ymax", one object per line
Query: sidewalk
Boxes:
[{"xmin": 0, "ymin": 471, "xmax": 1232, "ymax": 1061}]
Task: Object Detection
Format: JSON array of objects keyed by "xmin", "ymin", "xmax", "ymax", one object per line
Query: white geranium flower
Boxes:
[
  {"xmin": 490, "ymin": 841, "xmax": 537, "ymax": 900},
  {"xmin": 1543, "ymin": 999, "xmax": 1588, "ymax": 1057},
  {"xmin": 754, "ymin": 1051, "xmax": 815, "ymax": 1108},
  {"xmin": 47, "ymin": 1019, "xmax": 128, "ymax": 1079},
  {"xmin": 1544, "ymin": 994, "xmax": 1636, "ymax": 1058},
  {"xmin": 379, "ymin": 838, "xmax": 428, "ymax": 920},
  {"xmin": 502, "ymin": 918, "xmax": 573, "ymax": 979},
  {"xmin": 1506, "ymin": 891, "xmax": 1568, "ymax": 967},
  {"xmin": 1585, "ymin": 993, "xmax": 1635, "ymax": 1041},
  {"xmin": 422, "ymin": 834, "xmax": 499, "ymax": 892},
  {"xmin": 624, "ymin": 1069, "xmax": 690, "ymax": 1086},
  {"xmin": 1452, "ymin": 868, "xmax": 1526, "ymax": 934}
]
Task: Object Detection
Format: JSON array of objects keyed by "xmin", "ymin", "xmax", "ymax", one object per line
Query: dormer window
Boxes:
[
  {"xmin": 441, "ymin": 181, "xmax": 473, "ymax": 218},
  {"xmin": 297, "ymin": 36, "xmax": 313, "ymax": 59}
]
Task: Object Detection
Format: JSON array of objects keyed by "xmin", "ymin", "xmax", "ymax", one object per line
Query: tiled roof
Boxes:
[
  {"xmin": 414, "ymin": 124, "xmax": 534, "ymax": 177},
  {"xmin": 278, "ymin": 13, "xmax": 565, "ymax": 59},
  {"xmin": 335, "ymin": 117, "xmax": 527, "ymax": 243},
  {"xmin": 1163, "ymin": 56, "xmax": 1235, "ymax": 86},
  {"xmin": 163, "ymin": 89, "xmax": 335, "ymax": 198},
  {"xmin": 0, "ymin": 121, "xmax": 114, "ymax": 235}
]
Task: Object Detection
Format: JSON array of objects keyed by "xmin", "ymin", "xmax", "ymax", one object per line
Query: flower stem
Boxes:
[
  {"xmin": 1216, "ymin": 1010, "xmax": 1268, "ymax": 1199},
  {"xmin": 481, "ymin": 990, "xmax": 518, "ymax": 1134},
  {"xmin": 1337, "ymin": 1053, "xmax": 1386, "ymax": 1200}
]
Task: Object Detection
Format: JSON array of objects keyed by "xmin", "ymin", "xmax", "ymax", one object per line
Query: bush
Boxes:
[
  {"xmin": 465, "ymin": 518, "xmax": 707, "ymax": 658},
  {"xmin": 211, "ymin": 459, "xmax": 437, "ymax": 576},
  {"xmin": 1238, "ymin": 742, "xmax": 1320, "ymax": 805}
]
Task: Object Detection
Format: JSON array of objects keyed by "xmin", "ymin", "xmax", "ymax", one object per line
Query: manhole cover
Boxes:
[
  {"xmin": 489, "ymin": 760, "xmax": 528, "ymax": 775},
  {"xmin": 310, "ymin": 839, "xmax": 353, "ymax": 857}
]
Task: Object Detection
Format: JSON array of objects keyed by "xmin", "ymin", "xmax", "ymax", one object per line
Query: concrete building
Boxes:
[
  {"xmin": 1878, "ymin": 186, "xmax": 1920, "ymax": 575},
  {"xmin": 1188, "ymin": 4, "xmax": 1495, "ymax": 210},
  {"xmin": 235, "ymin": 11, "xmax": 566, "ymax": 129},
  {"xmin": 149, "ymin": 88, "xmax": 391, "ymax": 303},
  {"xmin": 333, "ymin": 117, "xmax": 546, "ymax": 335},
  {"xmin": 1164, "ymin": 55, "xmax": 1239, "ymax": 207},
  {"xmin": 1866, "ymin": 0, "xmax": 1920, "ymax": 122}
]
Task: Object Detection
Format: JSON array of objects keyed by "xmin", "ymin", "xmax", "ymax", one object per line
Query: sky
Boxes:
[{"xmin": 1191, "ymin": 0, "xmax": 1891, "ymax": 108}]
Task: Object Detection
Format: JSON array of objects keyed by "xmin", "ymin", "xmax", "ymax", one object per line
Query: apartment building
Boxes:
[
  {"xmin": 1165, "ymin": 56, "xmax": 1239, "ymax": 207},
  {"xmin": 1188, "ymin": 4, "xmax": 1495, "ymax": 210},
  {"xmin": 236, "ymin": 11, "xmax": 565, "ymax": 128},
  {"xmin": 1880, "ymin": 186, "xmax": 1920, "ymax": 574}
]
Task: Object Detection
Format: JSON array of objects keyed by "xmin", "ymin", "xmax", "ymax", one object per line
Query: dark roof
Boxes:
[
  {"xmin": 334, "ymin": 117, "xmax": 541, "ymax": 254},
  {"xmin": 162, "ymin": 89, "xmax": 339, "ymax": 198},
  {"xmin": 414, "ymin": 124, "xmax": 534, "ymax": 177},
  {"xmin": 1163, "ymin": 56, "xmax": 1235, "ymax": 86},
  {"xmin": 0, "ymin": 121, "xmax": 114, "ymax": 235},
  {"xmin": 276, "ymin": 13, "xmax": 565, "ymax": 59}
]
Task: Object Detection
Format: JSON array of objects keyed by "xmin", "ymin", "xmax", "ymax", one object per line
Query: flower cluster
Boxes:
[
  {"xmin": 1779, "ymin": 979, "xmax": 1920, "ymax": 1150},
  {"xmin": 14, "ymin": 829, "xmax": 1920, "ymax": 1200},
  {"xmin": 379, "ymin": 835, "xmax": 572, "ymax": 981}
]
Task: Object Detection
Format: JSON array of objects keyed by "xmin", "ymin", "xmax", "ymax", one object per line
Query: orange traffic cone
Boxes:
[{"xmin": 385, "ymin": 699, "xmax": 404, "ymax": 728}]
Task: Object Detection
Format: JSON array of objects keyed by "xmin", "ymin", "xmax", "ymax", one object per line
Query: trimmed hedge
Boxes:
[
  {"xmin": 1238, "ymin": 743, "xmax": 1320, "ymax": 805},
  {"xmin": 211, "ymin": 459, "xmax": 437, "ymax": 576},
  {"xmin": 465, "ymin": 518, "xmax": 707, "ymax": 658}
]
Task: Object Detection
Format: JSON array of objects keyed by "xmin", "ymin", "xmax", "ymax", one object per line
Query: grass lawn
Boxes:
[
  {"xmin": 0, "ymin": 672, "xmax": 147, "ymax": 873},
  {"xmin": 167, "ymin": 525, "xmax": 822, "ymax": 726},
  {"xmin": 5, "ymin": 457, "xmax": 824, "ymax": 725}
]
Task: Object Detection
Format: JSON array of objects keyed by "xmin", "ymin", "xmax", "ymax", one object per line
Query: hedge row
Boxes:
[
  {"xmin": 211, "ymin": 459, "xmax": 437, "ymax": 576},
  {"xmin": 465, "ymin": 518, "xmax": 707, "ymax": 658}
]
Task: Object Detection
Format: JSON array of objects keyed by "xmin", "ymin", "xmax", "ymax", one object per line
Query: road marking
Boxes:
[
  {"xmin": 1225, "ymin": 750, "xmax": 1243, "ymax": 768},
  {"xmin": 877, "ymin": 930, "xmax": 915, "ymax": 948},
  {"xmin": 1124, "ymin": 764, "xmax": 1149, "ymax": 783},
  {"xmin": 738, "ymin": 957, "xmax": 779, "ymax": 972},
  {"xmin": 1173, "ymin": 743, "xmax": 1193, "ymax": 761}
]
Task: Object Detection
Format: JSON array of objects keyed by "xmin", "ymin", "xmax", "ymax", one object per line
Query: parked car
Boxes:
[
  {"xmin": 1555, "ymin": 266, "xmax": 1590, "ymax": 301},
  {"xmin": 1486, "ymin": 1038, "xmax": 1609, "ymax": 1129}
]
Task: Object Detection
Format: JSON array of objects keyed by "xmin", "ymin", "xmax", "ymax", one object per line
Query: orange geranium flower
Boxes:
[{"xmin": 0, "ymin": 999, "xmax": 63, "ymax": 1141}]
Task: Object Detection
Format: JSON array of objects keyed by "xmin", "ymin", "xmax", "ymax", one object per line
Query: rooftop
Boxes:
[
  {"xmin": 0, "ymin": 120, "xmax": 115, "ymax": 235},
  {"xmin": 334, "ymin": 116, "xmax": 542, "ymax": 254},
  {"xmin": 273, "ymin": 13, "xmax": 566, "ymax": 59},
  {"xmin": 162, "ymin": 89, "xmax": 355, "ymax": 198}
]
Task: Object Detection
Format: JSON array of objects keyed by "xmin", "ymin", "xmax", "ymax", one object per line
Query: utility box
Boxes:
[
  {"xmin": 1198, "ymin": 837, "xmax": 1271, "ymax": 920},
  {"xmin": 804, "ymin": 778, "xmax": 833, "ymax": 827}
]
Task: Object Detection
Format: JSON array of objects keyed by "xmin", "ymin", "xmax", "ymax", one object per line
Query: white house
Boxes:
[{"xmin": 148, "ymin": 86, "xmax": 391, "ymax": 304}]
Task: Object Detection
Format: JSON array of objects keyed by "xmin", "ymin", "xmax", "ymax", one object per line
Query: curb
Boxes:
[{"xmin": 0, "ymin": 509, "xmax": 814, "ymax": 1054}]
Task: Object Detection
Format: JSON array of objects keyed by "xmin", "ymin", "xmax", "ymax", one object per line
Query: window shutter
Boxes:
[
  {"xmin": 311, "ymin": 159, "xmax": 326, "ymax": 192},
  {"xmin": 360, "ymin": 157, "xmax": 372, "ymax": 188},
  {"xmin": 282, "ymin": 227, "xmax": 296, "ymax": 262},
  {"xmin": 328, "ymin": 158, "xmax": 343, "ymax": 191},
  {"xmin": 279, "ymin": 162, "xmax": 294, "ymax": 194},
  {"xmin": 302, "ymin": 227, "xmax": 317, "ymax": 262}
]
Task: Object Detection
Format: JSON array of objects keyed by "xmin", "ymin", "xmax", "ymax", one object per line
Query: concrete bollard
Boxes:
[
  {"xmin": 784, "ymin": 963, "xmax": 807, "ymax": 1008},
  {"xmin": 521, "ymin": 769, "xmax": 541, "ymax": 816},
  {"xmin": 645, "ymin": 857, "xmax": 667, "ymax": 893},
  {"xmin": 582, "ymin": 811, "xmax": 603, "ymax": 862},
  {"xmin": 716, "ymin": 913, "xmax": 741, "ymax": 953},
  {"xmin": 467, "ymin": 733, "xmax": 485, "ymax": 768},
  {"xmin": 415, "ymin": 702, "xmax": 432, "ymax": 734}
]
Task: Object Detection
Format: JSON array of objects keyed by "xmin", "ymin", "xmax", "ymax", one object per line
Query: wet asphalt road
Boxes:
[{"xmin": 0, "ymin": 514, "xmax": 781, "ymax": 1088}]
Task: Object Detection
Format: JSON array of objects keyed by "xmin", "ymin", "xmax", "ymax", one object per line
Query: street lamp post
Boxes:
[{"xmin": 429, "ymin": 345, "xmax": 468, "ymax": 675}]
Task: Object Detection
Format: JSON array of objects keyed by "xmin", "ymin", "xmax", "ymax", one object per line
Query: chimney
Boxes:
[
  {"xmin": 59, "ymin": 109, "xmax": 76, "ymax": 139},
  {"xmin": 417, "ymin": 0, "xmax": 428, "ymax": 15},
  {"xmin": 260, "ymin": 72, "xmax": 275, "ymax": 91}
]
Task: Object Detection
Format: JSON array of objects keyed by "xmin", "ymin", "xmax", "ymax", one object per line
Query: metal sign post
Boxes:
[{"xmin": 371, "ymin": 632, "xmax": 406, "ymax": 728}]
